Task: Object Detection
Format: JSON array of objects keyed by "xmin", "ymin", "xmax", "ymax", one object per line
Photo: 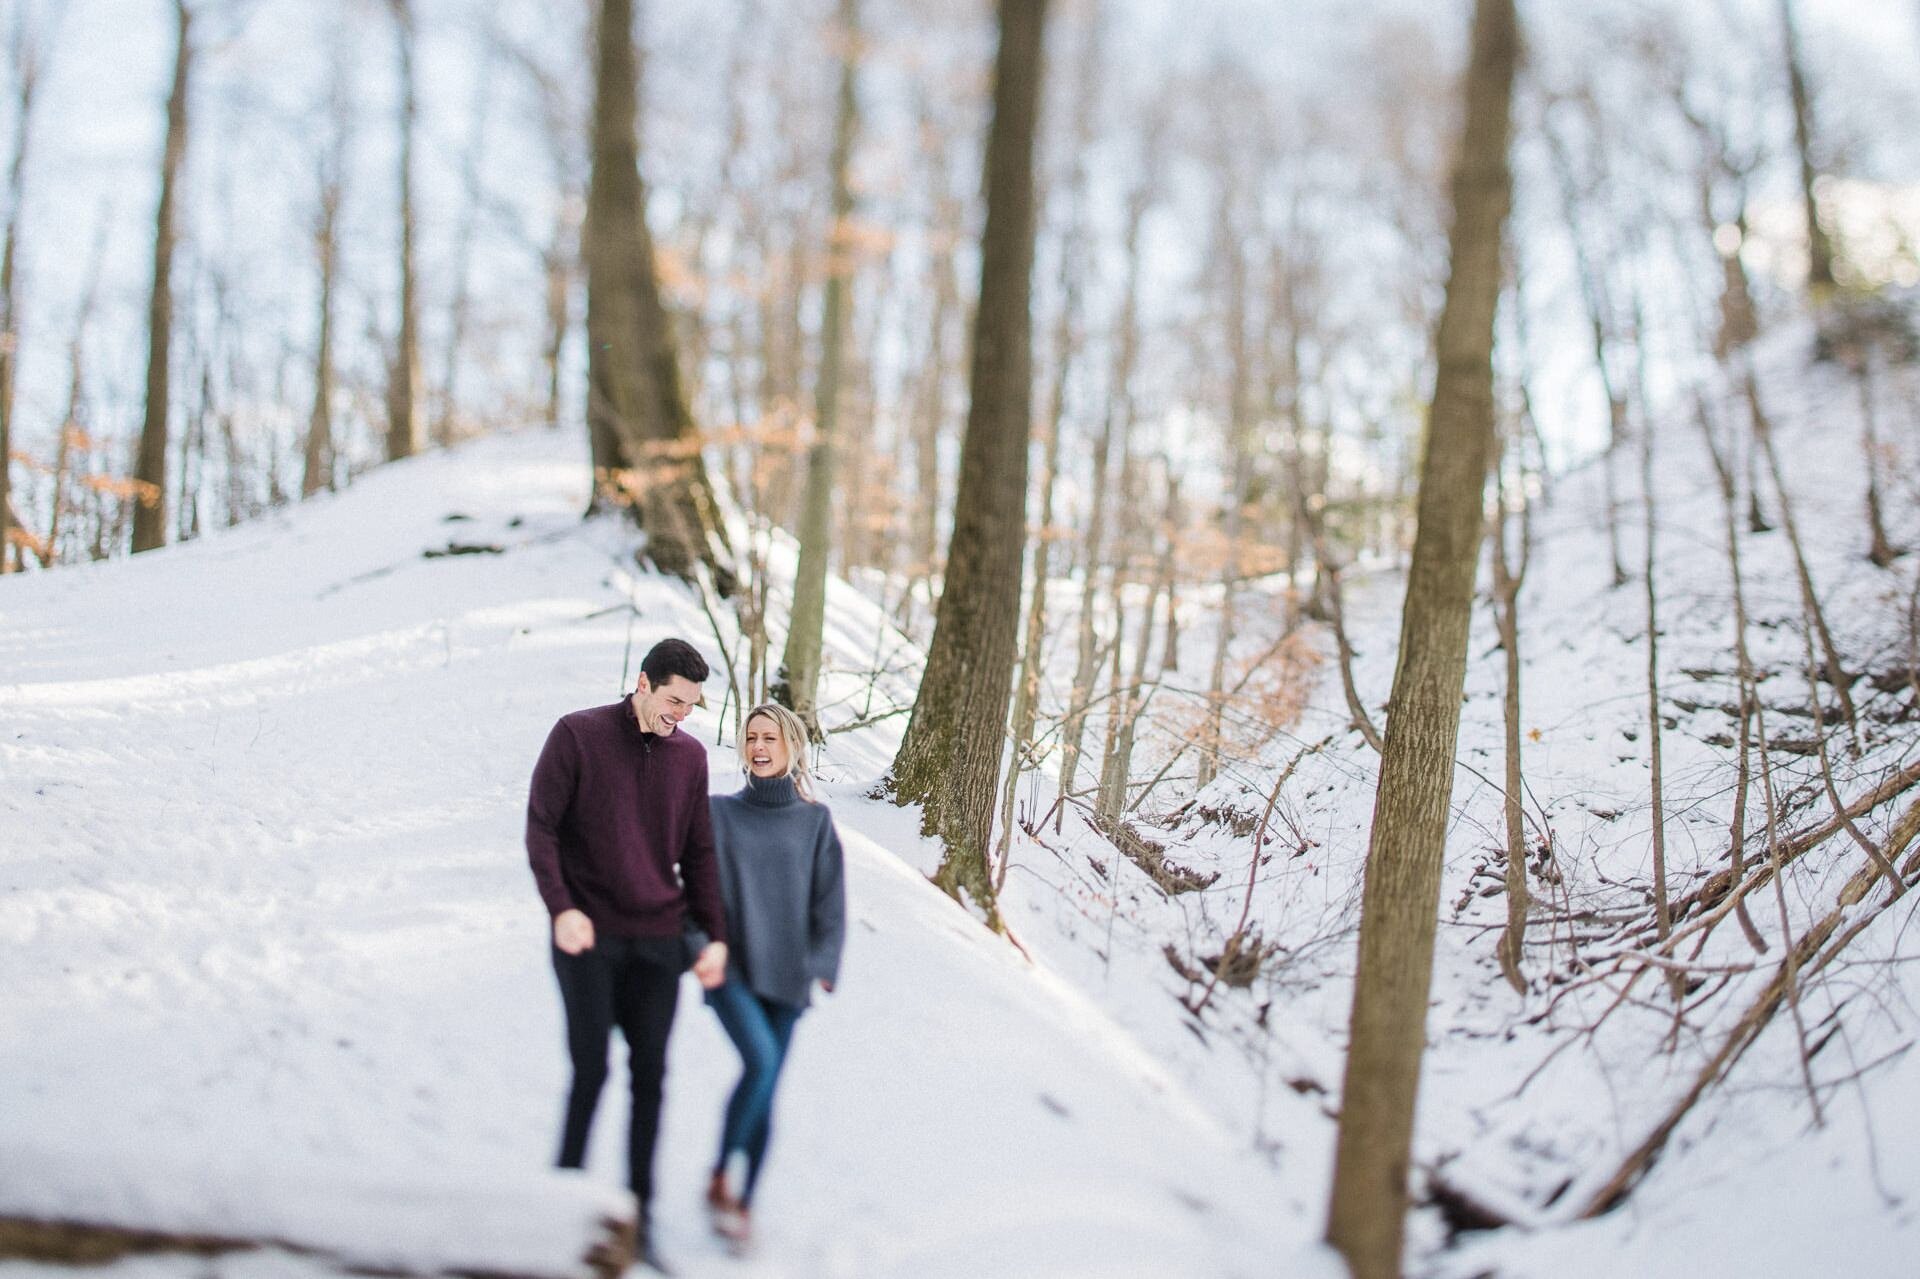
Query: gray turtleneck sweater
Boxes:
[{"xmin": 706, "ymin": 772, "xmax": 846, "ymax": 1009}]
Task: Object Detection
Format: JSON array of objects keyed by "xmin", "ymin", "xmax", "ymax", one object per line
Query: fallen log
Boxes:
[
  {"xmin": 0, "ymin": 1211, "xmax": 633, "ymax": 1279},
  {"xmin": 0, "ymin": 1153, "xmax": 635, "ymax": 1279}
]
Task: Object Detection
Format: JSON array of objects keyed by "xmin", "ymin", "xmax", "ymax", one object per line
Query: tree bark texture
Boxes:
[
  {"xmin": 891, "ymin": 0, "xmax": 1048, "ymax": 918},
  {"xmin": 585, "ymin": 0, "xmax": 730, "ymax": 584},
  {"xmin": 1324, "ymin": 1, "xmax": 1517, "ymax": 1275},
  {"xmin": 132, "ymin": 1, "xmax": 192, "ymax": 555}
]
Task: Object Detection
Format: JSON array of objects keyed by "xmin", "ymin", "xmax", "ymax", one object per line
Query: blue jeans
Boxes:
[{"xmin": 706, "ymin": 978, "xmax": 802, "ymax": 1204}]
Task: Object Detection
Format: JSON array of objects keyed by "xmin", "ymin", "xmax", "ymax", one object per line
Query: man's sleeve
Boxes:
[
  {"xmin": 680, "ymin": 755, "xmax": 729, "ymax": 944},
  {"xmin": 808, "ymin": 815, "xmax": 847, "ymax": 987},
  {"xmin": 526, "ymin": 719, "xmax": 579, "ymax": 918}
]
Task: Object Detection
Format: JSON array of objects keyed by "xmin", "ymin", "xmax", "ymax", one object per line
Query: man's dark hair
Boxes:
[{"xmin": 640, "ymin": 638, "xmax": 710, "ymax": 688}]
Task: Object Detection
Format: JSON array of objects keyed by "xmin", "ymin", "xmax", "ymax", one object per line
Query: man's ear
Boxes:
[{"xmin": 635, "ymin": 673, "xmax": 651, "ymax": 695}]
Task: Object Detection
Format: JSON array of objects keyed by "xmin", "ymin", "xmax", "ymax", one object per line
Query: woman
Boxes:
[{"xmin": 702, "ymin": 702, "xmax": 846, "ymax": 1245}]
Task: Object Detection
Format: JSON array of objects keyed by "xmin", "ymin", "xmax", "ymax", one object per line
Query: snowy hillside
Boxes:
[
  {"xmin": 0, "ymin": 429, "xmax": 1332, "ymax": 1278},
  {"xmin": 3, "ymin": 320, "xmax": 1917, "ymax": 1279},
  {"xmin": 971, "ymin": 323, "xmax": 1920, "ymax": 1277}
]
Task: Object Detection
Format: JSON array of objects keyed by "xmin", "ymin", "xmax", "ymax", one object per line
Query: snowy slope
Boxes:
[
  {"xmin": 971, "ymin": 324, "xmax": 1920, "ymax": 1276},
  {"xmin": 0, "ymin": 429, "xmax": 1333, "ymax": 1278},
  {"xmin": 5, "ymin": 323, "xmax": 1915, "ymax": 1279}
]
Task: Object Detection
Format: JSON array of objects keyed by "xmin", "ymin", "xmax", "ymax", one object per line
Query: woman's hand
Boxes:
[
  {"xmin": 693, "ymin": 940, "xmax": 729, "ymax": 990},
  {"xmin": 819, "ymin": 979, "xmax": 835, "ymax": 995},
  {"xmin": 553, "ymin": 909, "xmax": 595, "ymax": 955}
]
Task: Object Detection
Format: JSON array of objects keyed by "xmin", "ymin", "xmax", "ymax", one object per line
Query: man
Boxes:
[{"xmin": 527, "ymin": 637, "xmax": 729, "ymax": 1272}]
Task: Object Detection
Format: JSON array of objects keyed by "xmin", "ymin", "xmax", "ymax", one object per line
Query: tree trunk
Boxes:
[
  {"xmin": 132, "ymin": 1, "xmax": 192, "ymax": 555},
  {"xmin": 512, "ymin": 32, "xmax": 585, "ymax": 434},
  {"xmin": 904, "ymin": 92, "xmax": 962, "ymax": 607},
  {"xmin": 1056, "ymin": 145, "xmax": 1149, "ymax": 831},
  {"xmin": 435, "ymin": 36, "xmax": 498, "ymax": 448},
  {"xmin": 1544, "ymin": 114, "xmax": 1628, "ymax": 589},
  {"xmin": 543, "ymin": 232, "xmax": 571, "ymax": 429},
  {"xmin": 777, "ymin": 0, "xmax": 863, "ymax": 736},
  {"xmin": 1780, "ymin": 0, "xmax": 1834, "ymax": 292},
  {"xmin": 585, "ymin": 0, "xmax": 732, "ymax": 586},
  {"xmin": 303, "ymin": 77, "xmax": 347, "ymax": 500},
  {"xmin": 1159, "ymin": 478, "xmax": 1183, "ymax": 672},
  {"xmin": 1100, "ymin": 517, "xmax": 1164, "ymax": 824},
  {"xmin": 1748, "ymin": 369, "xmax": 1860, "ymax": 749},
  {"xmin": 1632, "ymin": 299, "xmax": 1675, "ymax": 967},
  {"xmin": 997, "ymin": 0, "xmax": 1097, "ymax": 881},
  {"xmin": 1854, "ymin": 354, "xmax": 1898, "ymax": 567},
  {"xmin": 1198, "ymin": 183, "xmax": 1254, "ymax": 792},
  {"xmin": 1694, "ymin": 393, "xmax": 1770, "ymax": 952},
  {"xmin": 890, "ymin": 0, "xmax": 1049, "ymax": 923},
  {"xmin": 385, "ymin": 0, "xmax": 421, "ymax": 462},
  {"xmin": 0, "ymin": 14, "xmax": 42, "ymax": 571},
  {"xmin": 1491, "ymin": 451, "xmax": 1530, "ymax": 993},
  {"xmin": 39, "ymin": 212, "xmax": 107, "ymax": 568},
  {"xmin": 1324, "ymin": 2, "xmax": 1517, "ymax": 1275},
  {"xmin": 996, "ymin": 265, "xmax": 1073, "ymax": 893}
]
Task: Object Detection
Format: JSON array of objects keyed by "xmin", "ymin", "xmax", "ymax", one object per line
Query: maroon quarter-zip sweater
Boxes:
[{"xmin": 526, "ymin": 697, "xmax": 728, "ymax": 943}]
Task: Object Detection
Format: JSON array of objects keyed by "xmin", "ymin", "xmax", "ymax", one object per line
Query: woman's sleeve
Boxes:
[{"xmin": 808, "ymin": 812, "xmax": 847, "ymax": 987}]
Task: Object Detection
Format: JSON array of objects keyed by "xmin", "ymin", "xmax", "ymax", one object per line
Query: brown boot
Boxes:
[{"xmin": 705, "ymin": 1169, "xmax": 736, "ymax": 1215}]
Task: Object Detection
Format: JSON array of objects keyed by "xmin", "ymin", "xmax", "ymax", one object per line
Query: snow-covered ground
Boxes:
[
  {"xmin": 0, "ymin": 428, "xmax": 1335, "ymax": 1278},
  {"xmin": 5, "ymin": 322, "xmax": 1918, "ymax": 1278},
  {"xmin": 971, "ymin": 324, "xmax": 1920, "ymax": 1277}
]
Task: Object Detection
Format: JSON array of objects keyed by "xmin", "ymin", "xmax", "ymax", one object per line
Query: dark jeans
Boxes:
[
  {"xmin": 706, "ymin": 978, "xmax": 802, "ymax": 1205},
  {"xmin": 552, "ymin": 935, "xmax": 682, "ymax": 1206}
]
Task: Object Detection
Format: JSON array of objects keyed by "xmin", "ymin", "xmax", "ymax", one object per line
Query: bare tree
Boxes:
[
  {"xmin": 776, "ymin": 0, "xmax": 863, "ymax": 736},
  {"xmin": 1325, "ymin": 1, "xmax": 1518, "ymax": 1274},
  {"xmin": 1195, "ymin": 110, "xmax": 1260, "ymax": 793},
  {"xmin": 890, "ymin": 0, "xmax": 1049, "ymax": 921},
  {"xmin": 1779, "ymin": 0, "xmax": 1834, "ymax": 292},
  {"xmin": 434, "ymin": 26, "xmax": 500, "ymax": 448},
  {"xmin": 1491, "ymin": 416, "xmax": 1532, "ymax": 992},
  {"xmin": 584, "ymin": 0, "xmax": 731, "ymax": 583},
  {"xmin": 1694, "ymin": 393, "xmax": 1769, "ymax": 952},
  {"xmin": 132, "ymin": 0, "xmax": 194, "ymax": 554},
  {"xmin": 0, "ymin": 5, "xmax": 49, "ymax": 571},
  {"xmin": 1100, "ymin": 466, "xmax": 1177, "ymax": 824},
  {"xmin": 998, "ymin": 0, "xmax": 1100, "ymax": 884},
  {"xmin": 903, "ymin": 86, "xmax": 966, "ymax": 610},
  {"xmin": 45, "ymin": 214, "xmax": 112, "ymax": 568},
  {"xmin": 499, "ymin": 22, "xmax": 587, "ymax": 433},
  {"xmin": 1630, "ymin": 287, "xmax": 1677, "ymax": 969},
  {"xmin": 303, "ymin": 38, "xmax": 352, "ymax": 499},
  {"xmin": 1748, "ymin": 372, "xmax": 1862, "ymax": 751},
  {"xmin": 384, "ymin": 0, "xmax": 422, "ymax": 462},
  {"xmin": 1056, "ymin": 97, "xmax": 1160, "ymax": 831},
  {"xmin": 1543, "ymin": 97, "xmax": 1628, "ymax": 589}
]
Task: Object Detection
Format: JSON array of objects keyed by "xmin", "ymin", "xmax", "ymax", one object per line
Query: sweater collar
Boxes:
[
  {"xmin": 741, "ymin": 772, "xmax": 800, "ymax": 807},
  {"xmin": 622, "ymin": 694, "xmax": 674, "ymax": 746}
]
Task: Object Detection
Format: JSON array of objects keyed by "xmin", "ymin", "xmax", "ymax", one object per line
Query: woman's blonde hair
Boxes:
[{"xmin": 739, "ymin": 702, "xmax": 818, "ymax": 801}]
